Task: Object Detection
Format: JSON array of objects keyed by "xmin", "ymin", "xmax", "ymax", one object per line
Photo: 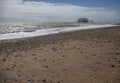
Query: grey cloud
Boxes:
[{"xmin": 0, "ymin": 0, "xmax": 120, "ymax": 22}]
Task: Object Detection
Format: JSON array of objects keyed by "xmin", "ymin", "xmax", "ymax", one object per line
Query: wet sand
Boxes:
[{"xmin": 0, "ymin": 26, "xmax": 120, "ymax": 83}]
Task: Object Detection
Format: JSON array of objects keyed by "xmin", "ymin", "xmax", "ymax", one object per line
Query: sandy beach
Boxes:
[{"xmin": 0, "ymin": 26, "xmax": 120, "ymax": 83}]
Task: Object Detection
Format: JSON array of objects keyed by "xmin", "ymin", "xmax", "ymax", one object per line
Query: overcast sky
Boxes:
[{"xmin": 0, "ymin": 0, "xmax": 120, "ymax": 23}]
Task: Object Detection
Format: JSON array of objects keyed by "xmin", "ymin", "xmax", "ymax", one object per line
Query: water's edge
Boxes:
[{"xmin": 0, "ymin": 24, "xmax": 118, "ymax": 40}]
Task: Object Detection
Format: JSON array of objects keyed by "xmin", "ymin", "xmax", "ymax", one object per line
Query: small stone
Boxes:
[
  {"xmin": 52, "ymin": 60, "xmax": 55, "ymax": 62},
  {"xmin": 18, "ymin": 70, "xmax": 21, "ymax": 72},
  {"xmin": 108, "ymin": 40, "xmax": 111, "ymax": 42},
  {"xmin": 94, "ymin": 76, "xmax": 97, "ymax": 78},
  {"xmin": 32, "ymin": 75, "xmax": 35, "ymax": 77},
  {"xmin": 116, "ymin": 52, "xmax": 120, "ymax": 55},
  {"xmin": 95, "ymin": 62, "xmax": 100, "ymax": 64},
  {"xmin": 51, "ymin": 70, "xmax": 54, "ymax": 73},
  {"xmin": 2, "ymin": 58, "xmax": 6, "ymax": 61},
  {"xmin": 18, "ymin": 75, "xmax": 21, "ymax": 77},
  {"xmin": 62, "ymin": 55, "xmax": 65, "ymax": 57},
  {"xmin": 28, "ymin": 80, "xmax": 33, "ymax": 83},
  {"xmin": 62, "ymin": 68, "xmax": 67, "ymax": 71},
  {"xmin": 15, "ymin": 55, "xmax": 18, "ymax": 58},
  {"xmin": 45, "ymin": 66, "xmax": 48, "ymax": 68},
  {"xmin": 6, "ymin": 68, "xmax": 10, "ymax": 70},
  {"xmin": 107, "ymin": 59, "xmax": 110, "ymax": 61},
  {"xmin": 93, "ymin": 54, "xmax": 96, "ymax": 56},
  {"xmin": 111, "ymin": 71, "xmax": 115, "ymax": 73},
  {"xmin": 90, "ymin": 66, "xmax": 93, "ymax": 68},
  {"xmin": 57, "ymin": 80, "xmax": 63, "ymax": 83},
  {"xmin": 32, "ymin": 54, "xmax": 36, "ymax": 56},
  {"xmin": 57, "ymin": 81, "xmax": 61, "ymax": 83},
  {"xmin": 34, "ymin": 57, "xmax": 37, "ymax": 60},
  {"xmin": 117, "ymin": 60, "xmax": 120, "ymax": 63},
  {"xmin": 111, "ymin": 65, "xmax": 115, "ymax": 68},
  {"xmin": 4, "ymin": 79, "xmax": 7, "ymax": 82},
  {"xmin": 86, "ymin": 57, "xmax": 88, "ymax": 58},
  {"xmin": 116, "ymin": 78, "xmax": 119, "ymax": 80},
  {"xmin": 42, "ymin": 79, "xmax": 46, "ymax": 82}
]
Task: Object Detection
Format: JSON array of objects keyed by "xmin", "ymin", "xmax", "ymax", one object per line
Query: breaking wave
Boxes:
[{"xmin": 0, "ymin": 23, "xmax": 117, "ymax": 40}]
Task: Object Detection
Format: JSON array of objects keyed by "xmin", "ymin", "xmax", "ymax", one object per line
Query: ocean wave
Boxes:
[{"xmin": 0, "ymin": 24, "xmax": 118, "ymax": 40}]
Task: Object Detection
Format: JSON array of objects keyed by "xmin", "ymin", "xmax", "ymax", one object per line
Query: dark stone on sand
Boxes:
[
  {"xmin": 52, "ymin": 46, "xmax": 57, "ymax": 51},
  {"xmin": 34, "ymin": 57, "xmax": 37, "ymax": 60},
  {"xmin": 18, "ymin": 75, "xmax": 21, "ymax": 77},
  {"xmin": 111, "ymin": 65, "xmax": 115, "ymax": 68},
  {"xmin": 32, "ymin": 54, "xmax": 36, "ymax": 56},
  {"xmin": 6, "ymin": 68, "xmax": 10, "ymax": 70},
  {"xmin": 28, "ymin": 80, "xmax": 33, "ymax": 83},
  {"xmin": 62, "ymin": 55, "xmax": 65, "ymax": 57},
  {"xmin": 44, "ymin": 59, "xmax": 47, "ymax": 62},
  {"xmin": 15, "ymin": 55, "xmax": 18, "ymax": 58},
  {"xmin": 2, "ymin": 58, "xmax": 6, "ymax": 61},
  {"xmin": 62, "ymin": 68, "xmax": 67, "ymax": 71},
  {"xmin": 95, "ymin": 62, "xmax": 100, "ymax": 64},
  {"xmin": 42, "ymin": 79, "xmax": 46, "ymax": 82},
  {"xmin": 52, "ymin": 60, "xmax": 55, "ymax": 62},
  {"xmin": 45, "ymin": 66, "xmax": 48, "ymax": 68},
  {"xmin": 115, "ymin": 52, "xmax": 120, "ymax": 55},
  {"xmin": 108, "ymin": 40, "xmax": 112, "ymax": 42},
  {"xmin": 32, "ymin": 75, "xmax": 35, "ymax": 77},
  {"xmin": 116, "ymin": 78, "xmax": 119, "ymax": 80},
  {"xmin": 117, "ymin": 60, "xmax": 120, "ymax": 63},
  {"xmin": 57, "ymin": 80, "xmax": 62, "ymax": 83}
]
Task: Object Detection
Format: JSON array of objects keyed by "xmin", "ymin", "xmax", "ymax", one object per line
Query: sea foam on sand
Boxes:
[{"xmin": 0, "ymin": 24, "xmax": 118, "ymax": 40}]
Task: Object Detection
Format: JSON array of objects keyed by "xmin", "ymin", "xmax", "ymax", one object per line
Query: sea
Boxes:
[{"xmin": 0, "ymin": 22, "xmax": 117, "ymax": 40}]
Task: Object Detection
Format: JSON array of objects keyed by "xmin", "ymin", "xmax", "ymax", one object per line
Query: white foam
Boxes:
[{"xmin": 0, "ymin": 24, "xmax": 118, "ymax": 40}]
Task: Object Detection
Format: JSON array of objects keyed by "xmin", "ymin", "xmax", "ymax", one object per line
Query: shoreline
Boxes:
[
  {"xmin": 0, "ymin": 26, "xmax": 119, "ymax": 53},
  {"xmin": 0, "ymin": 26, "xmax": 120, "ymax": 83},
  {"xmin": 0, "ymin": 24, "xmax": 118, "ymax": 40}
]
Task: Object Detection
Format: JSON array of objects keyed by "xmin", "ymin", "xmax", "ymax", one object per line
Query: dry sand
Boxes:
[{"xmin": 0, "ymin": 26, "xmax": 120, "ymax": 83}]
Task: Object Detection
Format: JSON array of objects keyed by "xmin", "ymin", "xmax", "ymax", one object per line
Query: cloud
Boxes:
[{"xmin": 0, "ymin": 0, "xmax": 120, "ymax": 22}]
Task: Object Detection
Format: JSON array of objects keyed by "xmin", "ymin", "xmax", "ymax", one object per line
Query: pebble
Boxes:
[
  {"xmin": 111, "ymin": 65, "xmax": 115, "ymax": 68},
  {"xmin": 2, "ymin": 58, "xmax": 6, "ymax": 61},
  {"xmin": 116, "ymin": 52, "xmax": 120, "ymax": 55},
  {"xmin": 42, "ymin": 79, "xmax": 46, "ymax": 83}
]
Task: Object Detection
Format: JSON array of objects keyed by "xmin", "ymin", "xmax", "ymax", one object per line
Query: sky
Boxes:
[{"xmin": 0, "ymin": 0, "xmax": 120, "ymax": 23}]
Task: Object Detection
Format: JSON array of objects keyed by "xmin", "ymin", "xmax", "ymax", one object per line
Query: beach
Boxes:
[{"xmin": 0, "ymin": 26, "xmax": 120, "ymax": 83}]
